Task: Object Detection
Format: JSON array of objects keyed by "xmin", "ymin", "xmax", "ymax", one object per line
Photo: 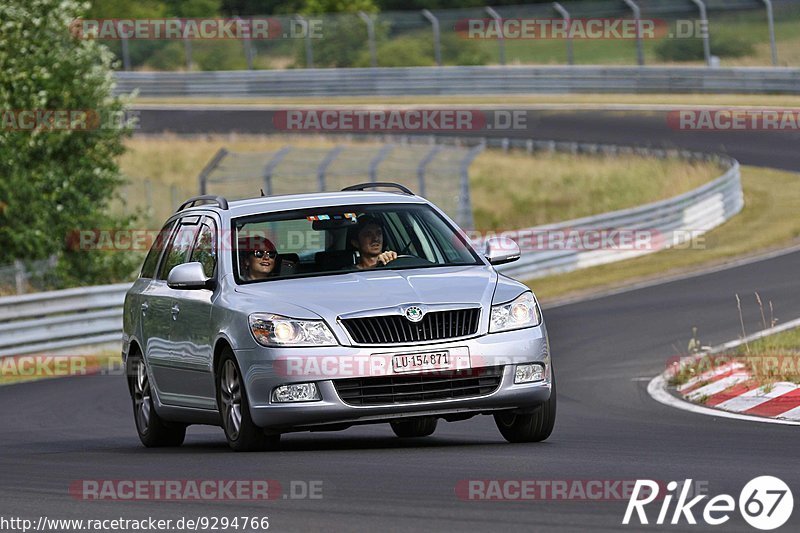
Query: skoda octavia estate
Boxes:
[{"xmin": 122, "ymin": 183, "xmax": 555, "ymax": 451}]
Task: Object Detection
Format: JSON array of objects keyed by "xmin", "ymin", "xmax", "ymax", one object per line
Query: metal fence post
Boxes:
[
  {"xmin": 263, "ymin": 147, "xmax": 292, "ymax": 196},
  {"xmin": 458, "ymin": 143, "xmax": 484, "ymax": 230},
  {"xmin": 417, "ymin": 145, "xmax": 442, "ymax": 198},
  {"xmin": 622, "ymin": 0, "xmax": 645, "ymax": 66},
  {"xmin": 197, "ymin": 148, "xmax": 229, "ymax": 194},
  {"xmin": 762, "ymin": 0, "xmax": 778, "ymax": 66},
  {"xmin": 236, "ymin": 16, "xmax": 254, "ymax": 70},
  {"xmin": 14, "ymin": 260, "xmax": 25, "ymax": 295},
  {"xmin": 182, "ymin": 21, "xmax": 193, "ymax": 70},
  {"xmin": 120, "ymin": 34, "xmax": 131, "ymax": 70},
  {"xmin": 553, "ymin": 3, "xmax": 574, "ymax": 65},
  {"xmin": 318, "ymin": 146, "xmax": 343, "ymax": 191},
  {"xmin": 484, "ymin": 7, "xmax": 505, "ymax": 65},
  {"xmin": 358, "ymin": 12, "xmax": 378, "ymax": 68},
  {"xmin": 296, "ymin": 15, "xmax": 314, "ymax": 68},
  {"xmin": 369, "ymin": 145, "xmax": 393, "ymax": 182},
  {"xmin": 690, "ymin": 0, "xmax": 712, "ymax": 66},
  {"xmin": 421, "ymin": 9, "xmax": 442, "ymax": 66}
]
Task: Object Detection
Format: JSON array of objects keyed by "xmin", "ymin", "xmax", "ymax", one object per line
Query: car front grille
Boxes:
[
  {"xmin": 340, "ymin": 308, "xmax": 481, "ymax": 345},
  {"xmin": 333, "ymin": 366, "xmax": 504, "ymax": 406}
]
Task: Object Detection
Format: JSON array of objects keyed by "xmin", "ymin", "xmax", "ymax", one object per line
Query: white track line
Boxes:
[{"xmin": 778, "ymin": 405, "xmax": 800, "ymax": 421}]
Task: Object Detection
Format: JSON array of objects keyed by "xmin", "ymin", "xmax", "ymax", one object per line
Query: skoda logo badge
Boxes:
[{"xmin": 405, "ymin": 306, "xmax": 424, "ymax": 323}]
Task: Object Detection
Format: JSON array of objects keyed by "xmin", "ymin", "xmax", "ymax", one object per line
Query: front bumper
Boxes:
[{"xmin": 235, "ymin": 325, "xmax": 551, "ymax": 430}]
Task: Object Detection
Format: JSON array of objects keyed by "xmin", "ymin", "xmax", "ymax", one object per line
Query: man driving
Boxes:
[{"xmin": 349, "ymin": 215, "xmax": 397, "ymax": 269}]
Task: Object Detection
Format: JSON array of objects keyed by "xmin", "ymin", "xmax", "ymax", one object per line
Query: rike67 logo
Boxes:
[{"xmin": 623, "ymin": 477, "xmax": 793, "ymax": 530}]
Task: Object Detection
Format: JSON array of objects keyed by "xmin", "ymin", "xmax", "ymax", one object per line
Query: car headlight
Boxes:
[
  {"xmin": 489, "ymin": 292, "xmax": 541, "ymax": 333},
  {"xmin": 249, "ymin": 313, "xmax": 337, "ymax": 346}
]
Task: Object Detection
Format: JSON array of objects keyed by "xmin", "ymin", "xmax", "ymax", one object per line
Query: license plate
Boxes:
[{"xmin": 392, "ymin": 351, "xmax": 452, "ymax": 373}]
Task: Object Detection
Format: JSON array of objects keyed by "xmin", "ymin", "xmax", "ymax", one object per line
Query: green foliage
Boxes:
[
  {"xmin": 655, "ymin": 34, "xmax": 755, "ymax": 62},
  {"xmin": 351, "ymin": 31, "xmax": 490, "ymax": 67},
  {"xmin": 0, "ymin": 0, "xmax": 139, "ymax": 287}
]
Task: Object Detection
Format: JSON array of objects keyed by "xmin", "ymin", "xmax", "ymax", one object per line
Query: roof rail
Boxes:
[
  {"xmin": 342, "ymin": 182, "xmax": 414, "ymax": 195},
  {"xmin": 176, "ymin": 195, "xmax": 229, "ymax": 212}
]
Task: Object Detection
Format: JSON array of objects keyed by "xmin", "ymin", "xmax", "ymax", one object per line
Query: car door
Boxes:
[
  {"xmin": 145, "ymin": 216, "xmax": 200, "ymax": 404},
  {"xmin": 167, "ymin": 216, "xmax": 218, "ymax": 408}
]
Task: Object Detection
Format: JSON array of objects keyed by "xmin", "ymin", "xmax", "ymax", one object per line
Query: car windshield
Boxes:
[{"xmin": 232, "ymin": 203, "xmax": 481, "ymax": 283}]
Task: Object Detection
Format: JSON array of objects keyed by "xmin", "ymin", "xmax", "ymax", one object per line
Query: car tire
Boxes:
[
  {"xmin": 390, "ymin": 417, "xmax": 438, "ymax": 438},
  {"xmin": 216, "ymin": 348, "xmax": 280, "ymax": 452},
  {"xmin": 494, "ymin": 369, "xmax": 557, "ymax": 443},
  {"xmin": 128, "ymin": 354, "xmax": 186, "ymax": 447}
]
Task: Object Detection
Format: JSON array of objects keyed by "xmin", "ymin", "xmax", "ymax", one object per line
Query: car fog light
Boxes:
[
  {"xmin": 272, "ymin": 382, "xmax": 321, "ymax": 402},
  {"xmin": 514, "ymin": 363, "xmax": 545, "ymax": 384}
]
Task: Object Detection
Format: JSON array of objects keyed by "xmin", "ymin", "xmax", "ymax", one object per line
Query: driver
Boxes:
[{"xmin": 349, "ymin": 215, "xmax": 397, "ymax": 269}]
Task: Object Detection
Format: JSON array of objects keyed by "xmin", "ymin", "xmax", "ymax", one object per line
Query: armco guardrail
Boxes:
[
  {"xmin": 114, "ymin": 66, "xmax": 800, "ymax": 97},
  {"xmin": 0, "ymin": 140, "xmax": 742, "ymax": 356},
  {"xmin": 0, "ymin": 284, "xmax": 130, "ymax": 357}
]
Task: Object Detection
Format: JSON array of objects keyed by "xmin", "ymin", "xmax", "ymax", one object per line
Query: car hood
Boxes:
[{"xmin": 234, "ymin": 265, "xmax": 498, "ymax": 322}]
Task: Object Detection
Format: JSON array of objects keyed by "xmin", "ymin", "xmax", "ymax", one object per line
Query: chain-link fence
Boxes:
[
  {"xmin": 96, "ymin": 0, "xmax": 800, "ymax": 71},
  {"xmin": 199, "ymin": 139, "xmax": 482, "ymax": 229},
  {"xmin": 0, "ymin": 258, "xmax": 59, "ymax": 296}
]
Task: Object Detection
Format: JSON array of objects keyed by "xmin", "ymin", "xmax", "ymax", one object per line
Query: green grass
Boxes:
[{"xmin": 527, "ymin": 166, "xmax": 800, "ymax": 302}]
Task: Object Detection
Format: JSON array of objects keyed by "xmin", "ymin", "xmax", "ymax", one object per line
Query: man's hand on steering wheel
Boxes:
[{"xmin": 376, "ymin": 251, "xmax": 398, "ymax": 265}]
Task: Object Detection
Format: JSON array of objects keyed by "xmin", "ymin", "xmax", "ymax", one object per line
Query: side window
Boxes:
[
  {"xmin": 191, "ymin": 220, "xmax": 217, "ymax": 278},
  {"xmin": 140, "ymin": 220, "xmax": 176, "ymax": 279},
  {"xmin": 158, "ymin": 222, "xmax": 201, "ymax": 280}
]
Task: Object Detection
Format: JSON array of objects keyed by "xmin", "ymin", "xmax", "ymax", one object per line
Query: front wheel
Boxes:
[
  {"xmin": 129, "ymin": 354, "xmax": 186, "ymax": 447},
  {"xmin": 216, "ymin": 349, "xmax": 280, "ymax": 452},
  {"xmin": 390, "ymin": 417, "xmax": 438, "ymax": 438},
  {"xmin": 494, "ymin": 370, "xmax": 557, "ymax": 443}
]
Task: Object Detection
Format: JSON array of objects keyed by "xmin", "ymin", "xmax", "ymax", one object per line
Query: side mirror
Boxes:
[
  {"xmin": 167, "ymin": 262, "xmax": 211, "ymax": 290},
  {"xmin": 484, "ymin": 236, "xmax": 521, "ymax": 265}
]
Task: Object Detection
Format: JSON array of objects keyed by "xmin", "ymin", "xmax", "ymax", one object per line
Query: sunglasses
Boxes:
[{"xmin": 251, "ymin": 250, "xmax": 277, "ymax": 259}]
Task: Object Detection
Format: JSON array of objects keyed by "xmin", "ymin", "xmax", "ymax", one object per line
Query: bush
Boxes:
[{"xmin": 0, "ymin": 0, "xmax": 139, "ymax": 287}]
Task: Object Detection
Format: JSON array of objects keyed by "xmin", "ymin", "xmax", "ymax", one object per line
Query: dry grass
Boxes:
[
  {"xmin": 528, "ymin": 166, "xmax": 800, "ymax": 302},
  {"xmin": 470, "ymin": 150, "xmax": 718, "ymax": 230}
]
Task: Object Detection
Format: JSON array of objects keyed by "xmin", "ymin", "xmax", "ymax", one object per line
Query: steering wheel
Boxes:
[{"xmin": 378, "ymin": 255, "xmax": 432, "ymax": 268}]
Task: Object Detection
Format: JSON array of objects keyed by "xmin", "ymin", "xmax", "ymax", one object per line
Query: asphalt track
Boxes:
[{"xmin": 1, "ymin": 109, "xmax": 798, "ymax": 531}]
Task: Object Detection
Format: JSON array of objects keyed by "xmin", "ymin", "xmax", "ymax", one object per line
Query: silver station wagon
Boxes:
[{"xmin": 123, "ymin": 183, "xmax": 555, "ymax": 451}]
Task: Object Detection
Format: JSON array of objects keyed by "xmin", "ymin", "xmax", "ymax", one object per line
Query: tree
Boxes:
[{"xmin": 0, "ymin": 0, "xmax": 138, "ymax": 287}]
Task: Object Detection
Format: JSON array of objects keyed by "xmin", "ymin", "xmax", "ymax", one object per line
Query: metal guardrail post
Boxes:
[
  {"xmin": 553, "ymin": 3, "xmax": 574, "ymax": 65},
  {"xmin": 622, "ymin": 0, "xmax": 645, "ymax": 66},
  {"xmin": 458, "ymin": 143, "xmax": 484, "ymax": 230},
  {"xmin": 262, "ymin": 147, "xmax": 291, "ymax": 196},
  {"xmin": 296, "ymin": 15, "xmax": 314, "ymax": 68},
  {"xmin": 13, "ymin": 261, "xmax": 25, "ymax": 295},
  {"xmin": 120, "ymin": 34, "xmax": 131, "ymax": 71},
  {"xmin": 358, "ymin": 12, "xmax": 378, "ymax": 68},
  {"xmin": 421, "ymin": 10, "xmax": 442, "ymax": 66},
  {"xmin": 484, "ymin": 7, "xmax": 506, "ymax": 66},
  {"xmin": 317, "ymin": 146, "xmax": 343, "ymax": 192},
  {"xmin": 197, "ymin": 148, "xmax": 229, "ymax": 195},
  {"xmin": 762, "ymin": 0, "xmax": 778, "ymax": 66},
  {"xmin": 369, "ymin": 145, "xmax": 393, "ymax": 182},
  {"xmin": 690, "ymin": 0, "xmax": 712, "ymax": 67},
  {"xmin": 417, "ymin": 145, "xmax": 442, "ymax": 198}
]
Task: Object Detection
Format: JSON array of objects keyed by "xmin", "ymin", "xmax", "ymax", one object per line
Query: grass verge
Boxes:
[{"xmin": 528, "ymin": 166, "xmax": 800, "ymax": 302}]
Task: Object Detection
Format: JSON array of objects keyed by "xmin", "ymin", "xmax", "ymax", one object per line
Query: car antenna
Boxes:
[{"xmin": 260, "ymin": 188, "xmax": 265, "ymax": 197}]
